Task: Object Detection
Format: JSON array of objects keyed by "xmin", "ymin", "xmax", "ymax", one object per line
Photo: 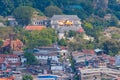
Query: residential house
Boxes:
[
  {"xmin": 31, "ymin": 16, "xmax": 50, "ymax": 27},
  {"xmin": 7, "ymin": 16, "xmax": 18, "ymax": 27},
  {"xmin": 101, "ymin": 54, "xmax": 115, "ymax": 65},
  {"xmin": 50, "ymin": 15, "xmax": 83, "ymax": 39},
  {"xmin": 0, "ymin": 54, "xmax": 20, "ymax": 67},
  {"xmin": 32, "ymin": 47, "xmax": 60, "ymax": 63},
  {"xmin": 79, "ymin": 68, "xmax": 120, "ymax": 80},
  {"xmin": 0, "ymin": 70, "xmax": 14, "ymax": 80},
  {"xmin": 59, "ymin": 46, "xmax": 68, "ymax": 56},
  {"xmin": 82, "ymin": 49, "xmax": 95, "ymax": 55},
  {"xmin": 37, "ymin": 74, "xmax": 69, "ymax": 80},
  {"xmin": 24, "ymin": 25, "xmax": 46, "ymax": 31},
  {"xmin": 51, "ymin": 65, "xmax": 63, "ymax": 71},
  {"xmin": 33, "ymin": 47, "xmax": 60, "ymax": 54},
  {"xmin": 32, "ymin": 20, "xmax": 50, "ymax": 27},
  {"xmin": 34, "ymin": 53, "xmax": 59, "ymax": 63},
  {"xmin": 94, "ymin": 48, "xmax": 104, "ymax": 55},
  {"xmin": 72, "ymin": 50, "xmax": 95, "ymax": 63}
]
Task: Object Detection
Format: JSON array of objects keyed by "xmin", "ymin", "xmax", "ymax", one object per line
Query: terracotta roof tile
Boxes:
[
  {"xmin": 25, "ymin": 25, "xmax": 46, "ymax": 31},
  {"xmin": 0, "ymin": 54, "xmax": 18, "ymax": 58},
  {"xmin": 82, "ymin": 49, "xmax": 95, "ymax": 55},
  {"xmin": 34, "ymin": 53, "xmax": 58, "ymax": 56}
]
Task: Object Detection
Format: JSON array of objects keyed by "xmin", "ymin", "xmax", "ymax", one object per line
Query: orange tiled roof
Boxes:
[
  {"xmin": 0, "ymin": 77, "xmax": 14, "ymax": 80},
  {"xmin": 25, "ymin": 25, "xmax": 46, "ymax": 31},
  {"xmin": 0, "ymin": 54, "xmax": 18, "ymax": 58},
  {"xmin": 82, "ymin": 49, "xmax": 95, "ymax": 55}
]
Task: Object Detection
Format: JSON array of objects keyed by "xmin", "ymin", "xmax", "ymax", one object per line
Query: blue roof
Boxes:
[{"xmin": 38, "ymin": 75, "xmax": 57, "ymax": 78}]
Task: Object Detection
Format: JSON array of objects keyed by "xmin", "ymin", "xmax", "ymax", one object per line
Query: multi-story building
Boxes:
[
  {"xmin": 0, "ymin": 54, "xmax": 20, "ymax": 67},
  {"xmin": 50, "ymin": 15, "xmax": 83, "ymax": 39},
  {"xmin": 34, "ymin": 52, "xmax": 59, "ymax": 63},
  {"xmin": 79, "ymin": 68, "xmax": 120, "ymax": 80}
]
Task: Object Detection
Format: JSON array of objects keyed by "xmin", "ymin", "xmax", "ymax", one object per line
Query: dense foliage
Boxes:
[
  {"xmin": 23, "ymin": 75, "xmax": 33, "ymax": 80},
  {"xmin": 0, "ymin": 0, "xmax": 120, "ymax": 56},
  {"xmin": 0, "ymin": 40, "xmax": 3, "ymax": 48},
  {"xmin": 13, "ymin": 6, "xmax": 36, "ymax": 26},
  {"xmin": 24, "ymin": 52, "xmax": 37, "ymax": 65},
  {"xmin": 0, "ymin": 0, "xmax": 119, "ymax": 20},
  {"xmin": 16, "ymin": 28, "xmax": 57, "ymax": 49},
  {"xmin": 45, "ymin": 5, "xmax": 63, "ymax": 17}
]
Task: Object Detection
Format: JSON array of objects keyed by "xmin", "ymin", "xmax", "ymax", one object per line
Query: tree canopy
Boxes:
[
  {"xmin": 45, "ymin": 5, "xmax": 63, "ymax": 17},
  {"xmin": 23, "ymin": 75, "xmax": 33, "ymax": 80},
  {"xmin": 58, "ymin": 38, "xmax": 67, "ymax": 46},
  {"xmin": 16, "ymin": 28, "xmax": 57, "ymax": 49},
  {"xmin": 102, "ymin": 40, "xmax": 120, "ymax": 56},
  {"xmin": 0, "ymin": 40, "xmax": 3, "ymax": 48},
  {"xmin": 12, "ymin": 6, "xmax": 36, "ymax": 26},
  {"xmin": 24, "ymin": 52, "xmax": 37, "ymax": 65}
]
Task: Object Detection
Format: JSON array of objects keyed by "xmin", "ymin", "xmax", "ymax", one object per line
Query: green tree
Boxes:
[
  {"xmin": 73, "ymin": 73, "xmax": 80, "ymax": 80},
  {"xmin": 13, "ymin": 6, "xmax": 36, "ymax": 25},
  {"xmin": 69, "ymin": 53, "xmax": 76, "ymax": 72},
  {"xmin": 102, "ymin": 40, "xmax": 120, "ymax": 56},
  {"xmin": 16, "ymin": 28, "xmax": 57, "ymax": 49},
  {"xmin": 83, "ymin": 22, "xmax": 93, "ymax": 29},
  {"xmin": 45, "ymin": 5, "xmax": 63, "ymax": 17},
  {"xmin": 23, "ymin": 75, "xmax": 33, "ymax": 80},
  {"xmin": 58, "ymin": 38, "xmax": 67, "ymax": 46},
  {"xmin": 109, "ymin": 15, "xmax": 118, "ymax": 26},
  {"xmin": 24, "ymin": 52, "xmax": 37, "ymax": 65},
  {"xmin": 67, "ymin": 30, "xmax": 76, "ymax": 37},
  {"xmin": 0, "ymin": 40, "xmax": 3, "ymax": 48},
  {"xmin": 0, "ymin": 0, "xmax": 15, "ymax": 16}
]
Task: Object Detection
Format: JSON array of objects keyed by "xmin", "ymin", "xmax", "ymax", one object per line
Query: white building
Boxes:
[
  {"xmin": 50, "ymin": 15, "xmax": 83, "ymax": 39},
  {"xmin": 51, "ymin": 65, "xmax": 63, "ymax": 71},
  {"xmin": 34, "ymin": 53, "xmax": 59, "ymax": 62}
]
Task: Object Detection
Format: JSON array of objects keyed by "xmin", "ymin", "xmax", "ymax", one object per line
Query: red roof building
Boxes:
[
  {"xmin": 24, "ymin": 25, "xmax": 46, "ymax": 31},
  {"xmin": 82, "ymin": 49, "xmax": 95, "ymax": 55},
  {"xmin": 0, "ymin": 54, "xmax": 20, "ymax": 67}
]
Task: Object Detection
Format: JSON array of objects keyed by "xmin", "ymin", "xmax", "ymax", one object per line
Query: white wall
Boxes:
[{"xmin": 35, "ymin": 55, "xmax": 59, "ymax": 62}]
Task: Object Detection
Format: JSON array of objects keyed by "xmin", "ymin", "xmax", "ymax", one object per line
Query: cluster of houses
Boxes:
[
  {"xmin": 0, "ymin": 48, "xmax": 119, "ymax": 80},
  {"xmin": 6, "ymin": 15, "xmax": 84, "ymax": 40},
  {"xmin": 0, "ymin": 15, "xmax": 120, "ymax": 80}
]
